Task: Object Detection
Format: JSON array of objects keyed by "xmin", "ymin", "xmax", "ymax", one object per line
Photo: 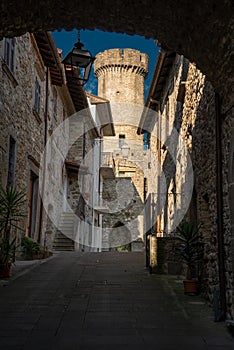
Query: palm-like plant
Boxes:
[
  {"xmin": 176, "ymin": 220, "xmax": 203, "ymax": 279},
  {"xmin": 0, "ymin": 237, "xmax": 16, "ymax": 266},
  {"xmin": 0, "ymin": 186, "xmax": 26, "ymax": 268}
]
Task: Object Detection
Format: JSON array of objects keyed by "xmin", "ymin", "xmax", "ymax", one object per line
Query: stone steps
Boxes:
[
  {"xmin": 53, "ymin": 212, "xmax": 76, "ymax": 251},
  {"xmin": 53, "ymin": 232, "xmax": 74, "ymax": 251}
]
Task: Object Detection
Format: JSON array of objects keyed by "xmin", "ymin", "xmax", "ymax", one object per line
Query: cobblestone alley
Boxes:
[{"xmin": 0, "ymin": 252, "xmax": 233, "ymax": 350}]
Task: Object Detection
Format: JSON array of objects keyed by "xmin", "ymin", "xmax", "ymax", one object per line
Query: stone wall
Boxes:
[
  {"xmin": 101, "ymin": 123, "xmax": 147, "ymax": 241},
  {"xmin": 184, "ymin": 67, "xmax": 218, "ymax": 301},
  {"xmin": 0, "ymin": 34, "xmax": 45, "ymax": 243},
  {"xmin": 41, "ymin": 80, "xmax": 75, "ymax": 249},
  {"xmin": 154, "ymin": 237, "xmax": 184, "ymax": 275},
  {"xmin": 0, "ymin": 34, "xmax": 43, "ymax": 191},
  {"xmin": 0, "ymin": 33, "xmax": 78, "ymax": 251},
  {"xmin": 0, "ymin": 32, "xmax": 114, "ymax": 253},
  {"xmin": 102, "ymin": 177, "xmax": 144, "ymax": 250},
  {"xmin": 223, "ymin": 114, "xmax": 234, "ymax": 319},
  {"xmin": 153, "ymin": 53, "xmax": 234, "ymax": 318},
  {"xmin": 104, "ymin": 124, "xmax": 147, "ymax": 202},
  {"xmin": 179, "ymin": 63, "xmax": 234, "ymax": 319},
  {"xmin": 155, "ymin": 55, "xmax": 190, "ymax": 235}
]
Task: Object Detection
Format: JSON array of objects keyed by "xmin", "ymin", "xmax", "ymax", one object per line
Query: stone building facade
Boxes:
[
  {"xmin": 0, "ymin": 32, "xmax": 72, "ymax": 247},
  {"xmin": 139, "ymin": 49, "xmax": 234, "ymax": 320},
  {"xmin": 0, "ymin": 32, "xmax": 114, "ymax": 255}
]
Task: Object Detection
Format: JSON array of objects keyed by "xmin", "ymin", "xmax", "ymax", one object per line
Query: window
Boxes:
[
  {"xmin": 143, "ymin": 132, "xmax": 150, "ymax": 150},
  {"xmin": 34, "ymin": 77, "xmax": 41, "ymax": 114},
  {"xmin": 119, "ymin": 134, "xmax": 125, "ymax": 148},
  {"xmin": 4, "ymin": 38, "xmax": 15, "ymax": 74},
  {"xmin": 7, "ymin": 136, "xmax": 16, "ymax": 187},
  {"xmin": 28, "ymin": 171, "xmax": 39, "ymax": 239}
]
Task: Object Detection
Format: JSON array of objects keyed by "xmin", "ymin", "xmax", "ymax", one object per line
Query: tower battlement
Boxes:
[
  {"xmin": 94, "ymin": 48, "xmax": 148, "ymax": 78},
  {"xmin": 94, "ymin": 48, "xmax": 149, "ymax": 105}
]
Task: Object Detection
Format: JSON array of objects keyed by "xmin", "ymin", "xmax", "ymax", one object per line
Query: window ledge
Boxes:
[
  {"xmin": 33, "ymin": 108, "xmax": 42, "ymax": 124},
  {"xmin": 2, "ymin": 62, "xmax": 18, "ymax": 88}
]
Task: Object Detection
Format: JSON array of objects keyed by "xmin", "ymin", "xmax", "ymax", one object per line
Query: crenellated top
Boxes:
[{"xmin": 94, "ymin": 48, "xmax": 148, "ymax": 79}]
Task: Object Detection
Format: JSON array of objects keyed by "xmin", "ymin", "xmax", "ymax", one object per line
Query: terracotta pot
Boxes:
[
  {"xmin": 0, "ymin": 263, "xmax": 12, "ymax": 278},
  {"xmin": 183, "ymin": 279, "xmax": 199, "ymax": 295}
]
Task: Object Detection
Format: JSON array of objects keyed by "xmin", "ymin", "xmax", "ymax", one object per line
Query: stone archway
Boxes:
[
  {"xmin": 0, "ymin": 1, "xmax": 233, "ymax": 109},
  {"xmin": 109, "ymin": 221, "xmax": 131, "ymax": 251}
]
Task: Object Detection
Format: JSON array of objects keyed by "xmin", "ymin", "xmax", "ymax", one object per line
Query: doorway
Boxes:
[{"xmin": 27, "ymin": 171, "xmax": 39, "ymax": 239}]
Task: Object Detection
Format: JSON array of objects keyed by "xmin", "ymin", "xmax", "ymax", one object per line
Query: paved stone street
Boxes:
[{"xmin": 0, "ymin": 252, "xmax": 233, "ymax": 349}]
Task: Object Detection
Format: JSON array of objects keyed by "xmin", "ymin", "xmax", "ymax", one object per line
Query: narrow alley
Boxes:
[{"xmin": 0, "ymin": 252, "xmax": 233, "ymax": 349}]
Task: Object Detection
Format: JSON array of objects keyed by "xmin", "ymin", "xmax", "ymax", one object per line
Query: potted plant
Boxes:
[
  {"xmin": 176, "ymin": 220, "xmax": 203, "ymax": 295},
  {"xmin": 0, "ymin": 237, "xmax": 17, "ymax": 277},
  {"xmin": 0, "ymin": 186, "xmax": 25, "ymax": 278}
]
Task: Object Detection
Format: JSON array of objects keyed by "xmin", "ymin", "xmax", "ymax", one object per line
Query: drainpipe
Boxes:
[
  {"xmin": 38, "ymin": 67, "xmax": 49, "ymax": 245},
  {"xmin": 215, "ymin": 92, "xmax": 227, "ymax": 321}
]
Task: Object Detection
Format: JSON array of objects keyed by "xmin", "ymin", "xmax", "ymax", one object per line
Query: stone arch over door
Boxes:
[{"xmin": 0, "ymin": 1, "xmax": 233, "ymax": 106}]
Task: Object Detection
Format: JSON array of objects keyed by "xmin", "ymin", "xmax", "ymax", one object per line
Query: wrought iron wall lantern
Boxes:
[{"xmin": 62, "ymin": 30, "xmax": 95, "ymax": 86}]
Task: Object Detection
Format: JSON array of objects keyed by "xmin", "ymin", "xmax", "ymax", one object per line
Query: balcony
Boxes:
[
  {"xmin": 93, "ymin": 191, "xmax": 109, "ymax": 213},
  {"xmin": 100, "ymin": 152, "xmax": 115, "ymax": 179}
]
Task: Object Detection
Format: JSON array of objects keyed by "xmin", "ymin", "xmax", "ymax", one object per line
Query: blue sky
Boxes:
[{"xmin": 52, "ymin": 29, "xmax": 159, "ymax": 101}]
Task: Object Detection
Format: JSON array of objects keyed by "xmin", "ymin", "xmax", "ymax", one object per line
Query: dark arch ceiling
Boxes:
[{"xmin": 0, "ymin": 0, "xmax": 233, "ymax": 110}]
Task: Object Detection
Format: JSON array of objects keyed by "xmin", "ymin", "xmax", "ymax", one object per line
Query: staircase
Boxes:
[{"xmin": 53, "ymin": 212, "xmax": 76, "ymax": 251}]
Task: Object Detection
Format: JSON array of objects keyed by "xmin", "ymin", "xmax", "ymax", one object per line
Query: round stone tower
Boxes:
[
  {"xmin": 94, "ymin": 48, "xmax": 148, "ymax": 105},
  {"xmin": 94, "ymin": 49, "xmax": 149, "ymax": 251}
]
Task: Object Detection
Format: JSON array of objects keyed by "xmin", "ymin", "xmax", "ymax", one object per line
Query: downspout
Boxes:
[
  {"xmin": 215, "ymin": 92, "xmax": 227, "ymax": 321},
  {"xmin": 38, "ymin": 67, "xmax": 49, "ymax": 245}
]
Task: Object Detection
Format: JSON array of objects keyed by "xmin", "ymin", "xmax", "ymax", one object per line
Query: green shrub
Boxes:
[{"xmin": 21, "ymin": 236, "xmax": 42, "ymax": 260}]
